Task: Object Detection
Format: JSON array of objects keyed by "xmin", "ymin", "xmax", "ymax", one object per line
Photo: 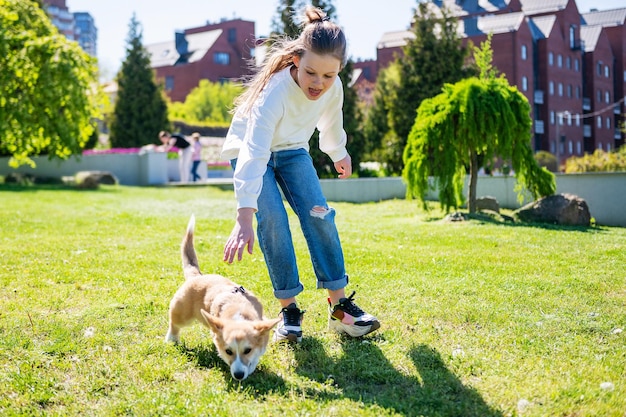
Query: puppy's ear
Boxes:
[
  {"xmin": 254, "ymin": 317, "xmax": 281, "ymax": 333},
  {"xmin": 200, "ymin": 309, "xmax": 223, "ymax": 333}
]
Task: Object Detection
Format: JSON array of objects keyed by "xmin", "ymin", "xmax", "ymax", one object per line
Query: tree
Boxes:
[
  {"xmin": 370, "ymin": 2, "xmax": 476, "ymax": 175},
  {"xmin": 362, "ymin": 61, "xmax": 401, "ymax": 174},
  {"xmin": 168, "ymin": 80, "xmax": 242, "ymax": 125},
  {"xmin": 109, "ymin": 14, "xmax": 168, "ymax": 148},
  {"xmin": 0, "ymin": 0, "xmax": 101, "ymax": 168},
  {"xmin": 402, "ymin": 37, "xmax": 555, "ymax": 213}
]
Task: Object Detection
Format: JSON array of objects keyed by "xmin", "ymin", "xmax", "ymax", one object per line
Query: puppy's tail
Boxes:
[{"xmin": 181, "ymin": 214, "xmax": 202, "ymax": 279}]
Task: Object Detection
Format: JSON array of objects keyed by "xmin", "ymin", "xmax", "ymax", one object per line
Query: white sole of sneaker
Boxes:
[{"xmin": 329, "ymin": 318, "xmax": 381, "ymax": 337}]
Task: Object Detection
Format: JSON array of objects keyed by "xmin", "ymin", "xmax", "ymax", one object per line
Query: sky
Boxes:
[{"xmin": 66, "ymin": 0, "xmax": 623, "ymax": 80}]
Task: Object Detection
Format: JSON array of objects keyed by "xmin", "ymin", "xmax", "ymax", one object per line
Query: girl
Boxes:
[{"xmin": 221, "ymin": 7, "xmax": 379, "ymax": 343}]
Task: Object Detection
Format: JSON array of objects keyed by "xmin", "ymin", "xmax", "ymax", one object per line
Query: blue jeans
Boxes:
[{"xmin": 232, "ymin": 148, "xmax": 348, "ymax": 299}]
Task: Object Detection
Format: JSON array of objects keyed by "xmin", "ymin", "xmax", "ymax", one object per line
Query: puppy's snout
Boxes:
[{"xmin": 233, "ymin": 370, "xmax": 246, "ymax": 380}]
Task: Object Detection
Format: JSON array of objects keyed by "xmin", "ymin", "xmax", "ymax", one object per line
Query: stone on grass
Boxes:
[
  {"xmin": 476, "ymin": 196, "xmax": 500, "ymax": 213},
  {"xmin": 514, "ymin": 193, "xmax": 591, "ymax": 226}
]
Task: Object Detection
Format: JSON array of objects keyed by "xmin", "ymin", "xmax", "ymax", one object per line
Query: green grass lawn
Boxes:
[{"xmin": 1, "ymin": 183, "xmax": 624, "ymax": 416}]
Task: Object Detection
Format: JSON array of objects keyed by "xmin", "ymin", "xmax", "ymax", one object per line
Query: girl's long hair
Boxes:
[{"xmin": 234, "ymin": 6, "xmax": 347, "ymax": 115}]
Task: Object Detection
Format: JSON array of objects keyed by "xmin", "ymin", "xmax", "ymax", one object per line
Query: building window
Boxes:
[
  {"xmin": 213, "ymin": 52, "xmax": 230, "ymax": 65},
  {"xmin": 522, "ymin": 76, "xmax": 528, "ymax": 91},
  {"xmin": 576, "ymin": 85, "xmax": 581, "ymax": 99},
  {"xmin": 569, "ymin": 25, "xmax": 576, "ymax": 49},
  {"xmin": 566, "ymin": 56, "xmax": 571, "ymax": 69},
  {"xmin": 549, "ymin": 81, "xmax": 554, "ymax": 95},
  {"xmin": 550, "ymin": 111, "xmax": 555, "ymax": 125},
  {"xmin": 597, "ymin": 62, "xmax": 603, "ymax": 76},
  {"xmin": 577, "ymin": 141, "xmax": 581, "ymax": 154},
  {"xmin": 597, "ymin": 116, "xmax": 602, "ymax": 128},
  {"xmin": 604, "ymin": 66, "xmax": 610, "ymax": 78},
  {"xmin": 548, "ymin": 52, "xmax": 554, "ymax": 66},
  {"xmin": 575, "ymin": 59, "xmax": 580, "ymax": 72},
  {"xmin": 606, "ymin": 117, "xmax": 611, "ymax": 129},
  {"xmin": 165, "ymin": 76, "xmax": 174, "ymax": 91},
  {"xmin": 568, "ymin": 141, "xmax": 573, "ymax": 154},
  {"xmin": 521, "ymin": 45, "xmax": 527, "ymax": 60},
  {"xmin": 605, "ymin": 91, "xmax": 610, "ymax": 103},
  {"xmin": 567, "ymin": 113, "xmax": 572, "ymax": 126},
  {"xmin": 558, "ymin": 83, "xmax": 563, "ymax": 96},
  {"xmin": 228, "ymin": 28, "xmax": 236, "ymax": 43},
  {"xmin": 576, "ymin": 114, "xmax": 580, "ymax": 126},
  {"xmin": 567, "ymin": 84, "xmax": 572, "ymax": 98},
  {"xmin": 557, "ymin": 54, "xmax": 563, "ymax": 67},
  {"xmin": 624, "ymin": 70, "xmax": 626, "ymax": 81},
  {"xmin": 597, "ymin": 90, "xmax": 602, "ymax": 102}
]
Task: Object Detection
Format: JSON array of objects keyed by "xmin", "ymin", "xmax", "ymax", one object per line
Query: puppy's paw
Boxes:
[{"xmin": 165, "ymin": 331, "xmax": 180, "ymax": 344}]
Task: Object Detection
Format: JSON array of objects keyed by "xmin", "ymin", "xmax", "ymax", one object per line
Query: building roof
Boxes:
[
  {"xmin": 519, "ymin": 0, "xmax": 569, "ymax": 15},
  {"xmin": 147, "ymin": 29, "xmax": 222, "ymax": 68},
  {"xmin": 377, "ymin": 30, "xmax": 415, "ymax": 49},
  {"xmin": 459, "ymin": 11, "xmax": 526, "ymax": 37},
  {"xmin": 581, "ymin": 7, "xmax": 626, "ymax": 27},
  {"xmin": 528, "ymin": 14, "xmax": 557, "ymax": 40},
  {"xmin": 432, "ymin": 0, "xmax": 509, "ymax": 17},
  {"xmin": 580, "ymin": 25, "xmax": 603, "ymax": 52}
]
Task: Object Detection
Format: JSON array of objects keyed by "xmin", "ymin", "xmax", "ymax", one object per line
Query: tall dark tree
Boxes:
[
  {"xmin": 369, "ymin": 2, "xmax": 476, "ymax": 175},
  {"xmin": 110, "ymin": 14, "xmax": 168, "ymax": 148},
  {"xmin": 270, "ymin": 0, "xmax": 303, "ymax": 38}
]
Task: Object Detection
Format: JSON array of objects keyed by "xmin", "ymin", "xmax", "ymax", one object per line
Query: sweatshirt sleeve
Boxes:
[
  {"xmin": 232, "ymin": 90, "xmax": 284, "ymax": 211},
  {"xmin": 316, "ymin": 78, "xmax": 348, "ymax": 162}
]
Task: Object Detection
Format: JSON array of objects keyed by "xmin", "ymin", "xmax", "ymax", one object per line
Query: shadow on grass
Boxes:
[
  {"xmin": 0, "ymin": 183, "xmax": 121, "ymax": 193},
  {"xmin": 177, "ymin": 343, "xmax": 289, "ymax": 391},
  {"xmin": 423, "ymin": 210, "xmax": 603, "ymax": 233},
  {"xmin": 289, "ymin": 337, "xmax": 504, "ymax": 417},
  {"xmin": 178, "ymin": 338, "xmax": 504, "ymax": 416}
]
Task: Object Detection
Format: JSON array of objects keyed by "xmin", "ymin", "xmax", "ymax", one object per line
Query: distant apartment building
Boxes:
[
  {"xmin": 42, "ymin": 0, "xmax": 98, "ymax": 57},
  {"xmin": 74, "ymin": 12, "xmax": 98, "ymax": 57},
  {"xmin": 373, "ymin": 0, "xmax": 625, "ymax": 164},
  {"xmin": 146, "ymin": 19, "xmax": 256, "ymax": 103}
]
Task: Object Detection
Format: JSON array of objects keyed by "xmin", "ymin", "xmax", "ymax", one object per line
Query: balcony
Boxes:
[
  {"xmin": 583, "ymin": 98, "xmax": 591, "ymax": 111},
  {"xmin": 615, "ymin": 129, "xmax": 623, "ymax": 139},
  {"xmin": 583, "ymin": 125, "xmax": 591, "ymax": 137},
  {"xmin": 534, "ymin": 120, "xmax": 544, "ymax": 134},
  {"xmin": 614, "ymin": 105, "xmax": 621, "ymax": 114},
  {"xmin": 534, "ymin": 90, "xmax": 544, "ymax": 105}
]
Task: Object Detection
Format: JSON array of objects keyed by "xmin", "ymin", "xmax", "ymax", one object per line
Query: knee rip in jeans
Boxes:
[{"xmin": 310, "ymin": 205, "xmax": 332, "ymax": 219}]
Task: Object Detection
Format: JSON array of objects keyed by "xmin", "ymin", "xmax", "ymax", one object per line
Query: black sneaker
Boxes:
[
  {"xmin": 328, "ymin": 291, "xmax": 380, "ymax": 337},
  {"xmin": 274, "ymin": 303, "xmax": 305, "ymax": 343}
]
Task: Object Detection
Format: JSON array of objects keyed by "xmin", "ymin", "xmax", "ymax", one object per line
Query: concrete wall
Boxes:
[
  {"xmin": 0, "ymin": 152, "xmax": 169, "ymax": 186},
  {"xmin": 320, "ymin": 173, "xmax": 626, "ymax": 227},
  {"xmin": 1, "ymin": 155, "xmax": 623, "ymax": 226}
]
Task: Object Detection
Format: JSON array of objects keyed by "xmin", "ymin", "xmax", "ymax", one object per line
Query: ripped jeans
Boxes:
[{"xmin": 232, "ymin": 148, "xmax": 348, "ymax": 300}]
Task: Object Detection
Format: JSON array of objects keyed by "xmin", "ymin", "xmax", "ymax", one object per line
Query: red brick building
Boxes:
[
  {"xmin": 372, "ymin": 0, "xmax": 625, "ymax": 165},
  {"xmin": 147, "ymin": 19, "xmax": 256, "ymax": 103}
]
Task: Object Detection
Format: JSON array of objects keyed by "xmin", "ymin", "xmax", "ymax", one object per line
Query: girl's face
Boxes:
[{"xmin": 292, "ymin": 51, "xmax": 341, "ymax": 101}]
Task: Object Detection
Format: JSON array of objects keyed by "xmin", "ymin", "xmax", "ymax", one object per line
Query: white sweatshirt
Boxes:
[{"xmin": 221, "ymin": 66, "xmax": 348, "ymax": 210}]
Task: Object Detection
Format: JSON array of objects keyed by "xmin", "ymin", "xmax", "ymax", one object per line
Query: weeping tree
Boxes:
[{"xmin": 402, "ymin": 37, "xmax": 555, "ymax": 213}]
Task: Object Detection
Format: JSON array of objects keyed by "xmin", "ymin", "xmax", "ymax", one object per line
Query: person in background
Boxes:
[
  {"xmin": 221, "ymin": 6, "xmax": 380, "ymax": 343},
  {"xmin": 190, "ymin": 132, "xmax": 203, "ymax": 182},
  {"xmin": 159, "ymin": 131, "xmax": 192, "ymax": 183}
]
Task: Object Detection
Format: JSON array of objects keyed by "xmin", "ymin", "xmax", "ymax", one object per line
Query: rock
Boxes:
[
  {"xmin": 514, "ymin": 193, "xmax": 591, "ymax": 226},
  {"xmin": 75, "ymin": 171, "xmax": 118, "ymax": 187},
  {"xmin": 476, "ymin": 196, "xmax": 500, "ymax": 213}
]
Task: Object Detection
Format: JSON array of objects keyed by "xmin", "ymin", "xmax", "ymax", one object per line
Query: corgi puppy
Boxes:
[{"xmin": 166, "ymin": 215, "xmax": 280, "ymax": 381}]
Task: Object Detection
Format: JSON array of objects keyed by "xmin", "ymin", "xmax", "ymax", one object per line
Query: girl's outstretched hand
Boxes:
[
  {"xmin": 334, "ymin": 154, "xmax": 352, "ymax": 179},
  {"xmin": 223, "ymin": 208, "xmax": 255, "ymax": 263}
]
